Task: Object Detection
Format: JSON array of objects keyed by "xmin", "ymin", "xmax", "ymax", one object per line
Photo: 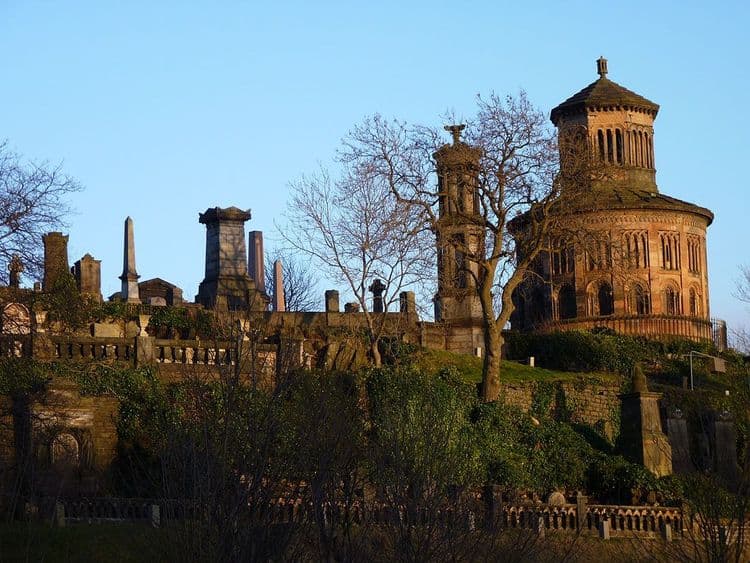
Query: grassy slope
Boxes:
[{"xmin": 413, "ymin": 348, "xmax": 619, "ymax": 385}]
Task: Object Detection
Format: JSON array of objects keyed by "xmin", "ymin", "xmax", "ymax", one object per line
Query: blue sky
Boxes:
[{"xmin": 1, "ymin": 1, "xmax": 748, "ymax": 330}]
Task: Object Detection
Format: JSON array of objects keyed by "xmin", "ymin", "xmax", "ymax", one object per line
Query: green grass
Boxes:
[
  {"xmin": 413, "ymin": 348, "xmax": 619, "ymax": 385},
  {"xmin": 0, "ymin": 522, "xmax": 165, "ymax": 563}
]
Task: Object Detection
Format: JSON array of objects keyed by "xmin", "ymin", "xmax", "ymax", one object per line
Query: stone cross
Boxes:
[
  {"xmin": 119, "ymin": 216, "xmax": 141, "ymax": 303},
  {"xmin": 8, "ymin": 254, "xmax": 23, "ymax": 288}
]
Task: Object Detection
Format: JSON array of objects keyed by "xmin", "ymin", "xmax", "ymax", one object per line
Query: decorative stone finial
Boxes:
[
  {"xmin": 9, "ymin": 254, "xmax": 23, "ymax": 288},
  {"xmin": 632, "ymin": 363, "xmax": 648, "ymax": 393},
  {"xmin": 597, "ymin": 56, "xmax": 608, "ymax": 78},
  {"xmin": 444, "ymin": 124, "xmax": 466, "ymax": 145}
]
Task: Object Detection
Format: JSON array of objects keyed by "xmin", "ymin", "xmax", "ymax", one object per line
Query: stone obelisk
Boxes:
[
  {"xmin": 119, "ymin": 216, "xmax": 141, "ymax": 303},
  {"xmin": 273, "ymin": 260, "xmax": 285, "ymax": 312}
]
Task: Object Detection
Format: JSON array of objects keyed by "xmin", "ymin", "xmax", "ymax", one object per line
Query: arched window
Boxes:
[
  {"xmin": 665, "ymin": 286, "xmax": 681, "ymax": 315},
  {"xmin": 51, "ymin": 432, "xmax": 80, "ymax": 470},
  {"xmin": 598, "ymin": 282, "xmax": 614, "ymax": 316},
  {"xmin": 615, "ymin": 129, "xmax": 623, "ymax": 164},
  {"xmin": 634, "ymin": 284, "xmax": 650, "ymax": 315},
  {"xmin": 559, "ymin": 284, "xmax": 577, "ymax": 320},
  {"xmin": 689, "ymin": 287, "xmax": 700, "ymax": 316},
  {"xmin": 597, "ymin": 130, "xmax": 605, "ymax": 161},
  {"xmin": 606, "ymin": 129, "xmax": 614, "ymax": 163}
]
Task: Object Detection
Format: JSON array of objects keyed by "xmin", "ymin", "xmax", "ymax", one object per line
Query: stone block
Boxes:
[{"xmin": 92, "ymin": 323, "xmax": 124, "ymax": 338}]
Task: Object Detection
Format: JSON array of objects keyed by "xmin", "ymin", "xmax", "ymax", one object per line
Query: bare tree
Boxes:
[
  {"xmin": 340, "ymin": 93, "xmax": 597, "ymax": 401},
  {"xmin": 264, "ymin": 250, "xmax": 319, "ymax": 312},
  {"xmin": 0, "ymin": 141, "xmax": 82, "ymax": 284},
  {"xmin": 282, "ymin": 162, "xmax": 433, "ymax": 366},
  {"xmin": 731, "ymin": 265, "xmax": 750, "ymax": 353}
]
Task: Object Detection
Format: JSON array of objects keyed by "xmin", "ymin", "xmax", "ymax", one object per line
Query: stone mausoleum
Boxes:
[{"xmin": 511, "ymin": 58, "xmax": 724, "ymax": 347}]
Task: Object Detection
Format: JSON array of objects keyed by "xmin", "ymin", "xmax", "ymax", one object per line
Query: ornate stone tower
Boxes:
[
  {"xmin": 433, "ymin": 125, "xmax": 485, "ymax": 353},
  {"xmin": 513, "ymin": 58, "xmax": 718, "ymax": 344}
]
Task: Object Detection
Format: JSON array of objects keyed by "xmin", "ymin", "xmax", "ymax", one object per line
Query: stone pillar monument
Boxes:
[
  {"xmin": 73, "ymin": 254, "xmax": 102, "ymax": 302},
  {"xmin": 369, "ymin": 279, "xmax": 386, "ymax": 313},
  {"xmin": 273, "ymin": 260, "xmax": 286, "ymax": 312},
  {"xmin": 8, "ymin": 255, "xmax": 23, "ymax": 289},
  {"xmin": 618, "ymin": 365, "xmax": 672, "ymax": 476},
  {"xmin": 196, "ymin": 206, "xmax": 266, "ymax": 311},
  {"xmin": 42, "ymin": 232, "xmax": 70, "ymax": 291},
  {"xmin": 119, "ymin": 217, "xmax": 141, "ymax": 303},
  {"xmin": 248, "ymin": 231, "xmax": 266, "ymax": 294},
  {"xmin": 325, "ymin": 290, "xmax": 340, "ymax": 313}
]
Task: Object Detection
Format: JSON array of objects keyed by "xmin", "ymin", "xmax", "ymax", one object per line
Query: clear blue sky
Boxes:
[{"xmin": 1, "ymin": 1, "xmax": 748, "ymax": 330}]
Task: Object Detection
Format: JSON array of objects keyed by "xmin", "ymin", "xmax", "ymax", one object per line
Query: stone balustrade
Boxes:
[
  {"xmin": 46, "ymin": 495, "xmax": 684, "ymax": 538},
  {"xmin": 50, "ymin": 336, "xmax": 134, "ymax": 363},
  {"xmin": 547, "ymin": 314, "xmax": 713, "ymax": 343}
]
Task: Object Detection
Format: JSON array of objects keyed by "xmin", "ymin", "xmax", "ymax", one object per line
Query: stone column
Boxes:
[
  {"xmin": 42, "ymin": 232, "xmax": 70, "ymax": 291},
  {"xmin": 273, "ymin": 260, "xmax": 285, "ymax": 312},
  {"xmin": 248, "ymin": 231, "xmax": 266, "ymax": 294},
  {"xmin": 325, "ymin": 290, "xmax": 340, "ymax": 313},
  {"xmin": 119, "ymin": 217, "xmax": 140, "ymax": 303}
]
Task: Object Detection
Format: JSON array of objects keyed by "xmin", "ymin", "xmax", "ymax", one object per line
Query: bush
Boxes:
[{"xmin": 505, "ymin": 330, "xmax": 664, "ymax": 374}]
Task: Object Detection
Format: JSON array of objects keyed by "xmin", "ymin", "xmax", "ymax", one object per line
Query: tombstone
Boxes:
[
  {"xmin": 661, "ymin": 522, "xmax": 673, "ymax": 542},
  {"xmin": 482, "ymin": 485, "xmax": 503, "ymax": 530},
  {"xmin": 53, "ymin": 501, "xmax": 65, "ymax": 527},
  {"xmin": 618, "ymin": 364, "xmax": 673, "ymax": 476},
  {"xmin": 150, "ymin": 504, "xmax": 161, "ymax": 528},
  {"xmin": 666, "ymin": 409, "xmax": 692, "ymax": 473},
  {"xmin": 399, "ymin": 291, "xmax": 416, "ymax": 314},
  {"xmin": 325, "ymin": 290, "xmax": 340, "ymax": 313},
  {"xmin": 547, "ymin": 491, "xmax": 566, "ymax": 506},
  {"xmin": 8, "ymin": 254, "xmax": 23, "ymax": 288},
  {"xmin": 533, "ymin": 513, "xmax": 546, "ymax": 538},
  {"xmin": 344, "ymin": 302, "xmax": 360, "ymax": 313},
  {"xmin": 576, "ymin": 492, "xmax": 587, "ymax": 531},
  {"xmin": 713, "ymin": 411, "xmax": 739, "ymax": 486},
  {"xmin": 73, "ymin": 253, "xmax": 102, "ymax": 301},
  {"xmin": 369, "ymin": 279, "xmax": 386, "ymax": 313},
  {"xmin": 598, "ymin": 518, "xmax": 610, "ymax": 540}
]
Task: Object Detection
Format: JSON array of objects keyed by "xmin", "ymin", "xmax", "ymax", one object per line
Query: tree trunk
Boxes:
[
  {"xmin": 370, "ymin": 339, "xmax": 382, "ymax": 367},
  {"xmin": 481, "ymin": 322, "xmax": 502, "ymax": 402}
]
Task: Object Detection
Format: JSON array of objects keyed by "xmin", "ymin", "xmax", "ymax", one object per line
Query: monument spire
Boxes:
[
  {"xmin": 119, "ymin": 216, "xmax": 140, "ymax": 303},
  {"xmin": 273, "ymin": 260, "xmax": 286, "ymax": 312}
]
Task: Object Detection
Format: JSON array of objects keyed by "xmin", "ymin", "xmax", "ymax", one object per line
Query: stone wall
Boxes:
[{"xmin": 499, "ymin": 378, "xmax": 623, "ymax": 439}]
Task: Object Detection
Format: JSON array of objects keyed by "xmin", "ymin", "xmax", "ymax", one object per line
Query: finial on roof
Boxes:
[
  {"xmin": 444, "ymin": 124, "xmax": 466, "ymax": 145},
  {"xmin": 597, "ymin": 56, "xmax": 608, "ymax": 78}
]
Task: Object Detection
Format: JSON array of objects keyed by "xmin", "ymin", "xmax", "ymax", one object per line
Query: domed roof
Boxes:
[
  {"xmin": 565, "ymin": 187, "xmax": 714, "ymax": 226},
  {"xmin": 550, "ymin": 58, "xmax": 659, "ymax": 124}
]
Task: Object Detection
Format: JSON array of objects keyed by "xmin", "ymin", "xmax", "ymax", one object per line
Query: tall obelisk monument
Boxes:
[{"xmin": 119, "ymin": 216, "xmax": 141, "ymax": 303}]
